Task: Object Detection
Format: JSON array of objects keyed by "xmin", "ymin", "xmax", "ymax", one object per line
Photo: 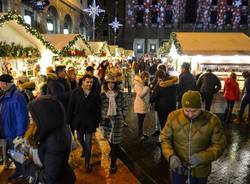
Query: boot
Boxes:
[
  {"xmin": 109, "ymin": 164, "xmax": 117, "ymax": 174},
  {"xmin": 85, "ymin": 160, "xmax": 92, "ymax": 173}
]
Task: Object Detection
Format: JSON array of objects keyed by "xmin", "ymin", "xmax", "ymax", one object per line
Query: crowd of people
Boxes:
[{"xmin": 0, "ymin": 57, "xmax": 249, "ymax": 184}]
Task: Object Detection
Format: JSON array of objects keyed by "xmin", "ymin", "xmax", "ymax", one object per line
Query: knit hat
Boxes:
[
  {"xmin": 0, "ymin": 74, "xmax": 13, "ymax": 83},
  {"xmin": 182, "ymin": 90, "xmax": 202, "ymax": 109},
  {"xmin": 86, "ymin": 66, "xmax": 95, "ymax": 72}
]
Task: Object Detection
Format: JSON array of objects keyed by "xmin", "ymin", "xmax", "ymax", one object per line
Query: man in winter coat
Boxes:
[
  {"xmin": 47, "ymin": 65, "xmax": 70, "ymax": 112},
  {"xmin": 177, "ymin": 62, "xmax": 197, "ymax": 108},
  {"xmin": 85, "ymin": 66, "xmax": 101, "ymax": 94},
  {"xmin": 67, "ymin": 74, "xmax": 101, "ymax": 172},
  {"xmin": 161, "ymin": 90, "xmax": 226, "ymax": 184},
  {"xmin": 0, "ymin": 74, "xmax": 28, "ymax": 182},
  {"xmin": 197, "ymin": 69, "xmax": 221, "ymax": 111}
]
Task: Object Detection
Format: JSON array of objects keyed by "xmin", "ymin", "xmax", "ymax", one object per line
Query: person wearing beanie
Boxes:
[
  {"xmin": 160, "ymin": 90, "xmax": 226, "ymax": 184},
  {"xmin": 0, "ymin": 74, "xmax": 28, "ymax": 182},
  {"xmin": 16, "ymin": 76, "xmax": 35, "ymax": 102},
  {"xmin": 11, "ymin": 96, "xmax": 76, "ymax": 183}
]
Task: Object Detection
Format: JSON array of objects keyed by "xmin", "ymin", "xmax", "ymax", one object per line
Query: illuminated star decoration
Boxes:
[
  {"xmin": 234, "ymin": 0, "xmax": 242, "ymax": 8},
  {"xmin": 109, "ymin": 17, "xmax": 123, "ymax": 33},
  {"xmin": 83, "ymin": 0, "xmax": 105, "ymax": 22}
]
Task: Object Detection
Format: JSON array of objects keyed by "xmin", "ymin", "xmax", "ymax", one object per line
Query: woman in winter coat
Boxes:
[
  {"xmin": 223, "ymin": 72, "xmax": 240, "ymax": 123},
  {"xmin": 17, "ymin": 96, "xmax": 76, "ymax": 184},
  {"xmin": 100, "ymin": 74, "xmax": 127, "ymax": 174},
  {"xmin": 133, "ymin": 71, "xmax": 150, "ymax": 142}
]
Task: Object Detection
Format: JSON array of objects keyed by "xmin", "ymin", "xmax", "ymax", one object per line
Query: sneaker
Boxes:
[
  {"xmin": 151, "ymin": 130, "xmax": 160, "ymax": 137},
  {"xmin": 123, "ymin": 122, "xmax": 129, "ymax": 127},
  {"xmin": 139, "ymin": 135, "xmax": 148, "ymax": 142},
  {"xmin": 8, "ymin": 171, "xmax": 23, "ymax": 182}
]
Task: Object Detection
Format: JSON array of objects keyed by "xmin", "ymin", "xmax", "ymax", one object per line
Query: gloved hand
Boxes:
[
  {"xmin": 169, "ymin": 155, "xmax": 182, "ymax": 171},
  {"xmin": 190, "ymin": 154, "xmax": 202, "ymax": 167},
  {"xmin": 9, "ymin": 149, "xmax": 26, "ymax": 164},
  {"xmin": 13, "ymin": 136, "xmax": 24, "ymax": 149}
]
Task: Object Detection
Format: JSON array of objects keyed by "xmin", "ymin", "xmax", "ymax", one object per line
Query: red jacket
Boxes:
[{"xmin": 223, "ymin": 77, "xmax": 240, "ymax": 101}]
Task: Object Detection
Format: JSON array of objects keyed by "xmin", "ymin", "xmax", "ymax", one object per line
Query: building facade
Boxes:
[
  {"xmin": 124, "ymin": 0, "xmax": 250, "ymax": 57},
  {"xmin": 0, "ymin": 0, "xmax": 91, "ymax": 38}
]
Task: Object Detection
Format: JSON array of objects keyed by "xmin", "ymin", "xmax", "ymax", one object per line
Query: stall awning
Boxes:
[
  {"xmin": 172, "ymin": 32, "xmax": 250, "ymax": 55},
  {"xmin": 89, "ymin": 41, "xmax": 111, "ymax": 57}
]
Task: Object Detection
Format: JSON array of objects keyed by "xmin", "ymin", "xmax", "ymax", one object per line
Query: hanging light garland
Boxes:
[{"xmin": 0, "ymin": 11, "xmax": 58, "ymax": 54}]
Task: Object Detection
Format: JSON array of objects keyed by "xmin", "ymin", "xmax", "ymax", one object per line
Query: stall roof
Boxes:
[
  {"xmin": 0, "ymin": 11, "xmax": 57, "ymax": 53},
  {"xmin": 43, "ymin": 34, "xmax": 93, "ymax": 56},
  {"xmin": 124, "ymin": 50, "xmax": 134, "ymax": 57},
  {"xmin": 172, "ymin": 32, "xmax": 250, "ymax": 55},
  {"xmin": 89, "ymin": 41, "xmax": 111, "ymax": 56},
  {"xmin": 109, "ymin": 45, "xmax": 118, "ymax": 56}
]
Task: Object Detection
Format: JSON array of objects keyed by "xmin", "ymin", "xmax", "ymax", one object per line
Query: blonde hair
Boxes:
[{"xmin": 139, "ymin": 71, "xmax": 150, "ymax": 80}]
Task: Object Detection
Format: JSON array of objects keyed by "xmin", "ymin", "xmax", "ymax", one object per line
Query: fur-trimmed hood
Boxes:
[
  {"xmin": 47, "ymin": 73, "xmax": 58, "ymax": 80},
  {"xmin": 20, "ymin": 81, "xmax": 36, "ymax": 91},
  {"xmin": 134, "ymin": 75, "xmax": 144, "ymax": 85},
  {"xmin": 159, "ymin": 76, "xmax": 178, "ymax": 88}
]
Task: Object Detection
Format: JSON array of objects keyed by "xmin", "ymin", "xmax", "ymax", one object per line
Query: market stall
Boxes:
[
  {"xmin": 166, "ymin": 32, "xmax": 250, "ymax": 89},
  {"xmin": 0, "ymin": 11, "xmax": 57, "ymax": 76},
  {"xmin": 43, "ymin": 34, "xmax": 93, "ymax": 75},
  {"xmin": 124, "ymin": 49, "xmax": 135, "ymax": 59},
  {"xmin": 89, "ymin": 41, "xmax": 111, "ymax": 64}
]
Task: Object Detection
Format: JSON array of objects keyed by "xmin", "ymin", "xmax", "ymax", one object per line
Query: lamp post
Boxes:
[
  {"xmin": 83, "ymin": 0, "xmax": 105, "ymax": 41},
  {"xmin": 108, "ymin": 17, "xmax": 123, "ymax": 45}
]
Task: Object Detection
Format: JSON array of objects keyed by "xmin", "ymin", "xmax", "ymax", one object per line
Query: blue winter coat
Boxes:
[{"xmin": 0, "ymin": 85, "xmax": 28, "ymax": 140}]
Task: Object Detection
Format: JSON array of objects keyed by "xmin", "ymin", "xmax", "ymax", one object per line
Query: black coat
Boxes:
[
  {"xmin": 197, "ymin": 72, "xmax": 221, "ymax": 94},
  {"xmin": 47, "ymin": 77, "xmax": 70, "ymax": 111},
  {"xmin": 151, "ymin": 76, "xmax": 177, "ymax": 112},
  {"xmin": 22, "ymin": 96, "xmax": 75, "ymax": 184},
  {"xmin": 67, "ymin": 88, "xmax": 101, "ymax": 132},
  {"xmin": 178, "ymin": 71, "xmax": 197, "ymax": 101}
]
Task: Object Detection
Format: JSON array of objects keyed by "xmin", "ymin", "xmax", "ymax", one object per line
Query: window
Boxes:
[
  {"xmin": 242, "ymin": 0, "xmax": 248, "ymax": 6},
  {"xmin": 227, "ymin": 0, "xmax": 233, "ymax": 5},
  {"xmin": 240, "ymin": 11, "xmax": 248, "ymax": 24},
  {"xmin": 0, "ymin": 1, "xmax": 2, "ymax": 12},
  {"xmin": 210, "ymin": 11, "xmax": 217, "ymax": 24},
  {"xmin": 225, "ymin": 11, "xmax": 232, "ymax": 25},
  {"xmin": 150, "ymin": 44, "xmax": 156, "ymax": 53},
  {"xmin": 47, "ymin": 6, "xmax": 58, "ymax": 33},
  {"xmin": 136, "ymin": 10, "xmax": 144, "ymax": 23},
  {"xmin": 165, "ymin": 10, "xmax": 173, "ymax": 24},
  {"xmin": 211, "ymin": 0, "xmax": 217, "ymax": 5},
  {"xmin": 167, "ymin": 0, "xmax": 173, "ymax": 5},
  {"xmin": 24, "ymin": 10, "xmax": 34, "ymax": 26},
  {"xmin": 137, "ymin": 44, "xmax": 143, "ymax": 53},
  {"xmin": 151, "ymin": 10, "xmax": 158, "ymax": 24},
  {"xmin": 64, "ymin": 14, "xmax": 72, "ymax": 34},
  {"xmin": 137, "ymin": 0, "xmax": 143, "ymax": 5},
  {"xmin": 152, "ymin": 0, "xmax": 158, "ymax": 5},
  {"xmin": 103, "ymin": 30, "xmax": 108, "ymax": 37}
]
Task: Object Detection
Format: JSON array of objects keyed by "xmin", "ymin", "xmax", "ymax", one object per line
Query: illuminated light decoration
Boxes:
[
  {"xmin": 109, "ymin": 17, "xmax": 123, "ymax": 33},
  {"xmin": 83, "ymin": 0, "xmax": 105, "ymax": 40},
  {"xmin": 47, "ymin": 22, "xmax": 53, "ymax": 31},
  {"xmin": 22, "ymin": 0, "xmax": 50, "ymax": 10},
  {"xmin": 63, "ymin": 29, "xmax": 69, "ymax": 34},
  {"xmin": 0, "ymin": 11, "xmax": 57, "ymax": 54},
  {"xmin": 23, "ymin": 15, "xmax": 31, "ymax": 25}
]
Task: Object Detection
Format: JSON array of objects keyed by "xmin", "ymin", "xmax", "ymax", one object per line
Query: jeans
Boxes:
[
  {"xmin": 77, "ymin": 130, "xmax": 93, "ymax": 161},
  {"xmin": 201, "ymin": 93, "xmax": 213, "ymax": 111},
  {"xmin": 154, "ymin": 111, "xmax": 161, "ymax": 132},
  {"xmin": 109, "ymin": 143, "xmax": 120, "ymax": 167},
  {"xmin": 170, "ymin": 171, "xmax": 207, "ymax": 184},
  {"xmin": 224, "ymin": 100, "xmax": 235, "ymax": 123},
  {"xmin": 137, "ymin": 113, "xmax": 146, "ymax": 137}
]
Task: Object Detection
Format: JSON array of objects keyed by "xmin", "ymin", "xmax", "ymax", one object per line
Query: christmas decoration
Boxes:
[
  {"xmin": 0, "ymin": 42, "xmax": 41, "ymax": 58},
  {"xmin": 109, "ymin": 17, "xmax": 123, "ymax": 33},
  {"xmin": 22, "ymin": 0, "xmax": 50, "ymax": 11},
  {"xmin": 83, "ymin": 0, "xmax": 105, "ymax": 40},
  {"xmin": 59, "ymin": 34, "xmax": 94, "ymax": 57},
  {"xmin": 0, "ymin": 11, "xmax": 57, "ymax": 54}
]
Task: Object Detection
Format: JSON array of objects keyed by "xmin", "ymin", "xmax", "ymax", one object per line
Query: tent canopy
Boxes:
[
  {"xmin": 0, "ymin": 11, "xmax": 56, "ymax": 53},
  {"xmin": 43, "ymin": 34, "xmax": 93, "ymax": 56},
  {"xmin": 172, "ymin": 32, "xmax": 250, "ymax": 55},
  {"xmin": 109, "ymin": 45, "xmax": 118, "ymax": 56},
  {"xmin": 89, "ymin": 41, "xmax": 111, "ymax": 56}
]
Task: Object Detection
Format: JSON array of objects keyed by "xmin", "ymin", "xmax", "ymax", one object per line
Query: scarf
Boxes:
[{"xmin": 106, "ymin": 91, "xmax": 117, "ymax": 116}]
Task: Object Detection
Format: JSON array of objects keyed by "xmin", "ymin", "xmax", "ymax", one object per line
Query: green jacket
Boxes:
[{"xmin": 160, "ymin": 109, "xmax": 226, "ymax": 178}]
